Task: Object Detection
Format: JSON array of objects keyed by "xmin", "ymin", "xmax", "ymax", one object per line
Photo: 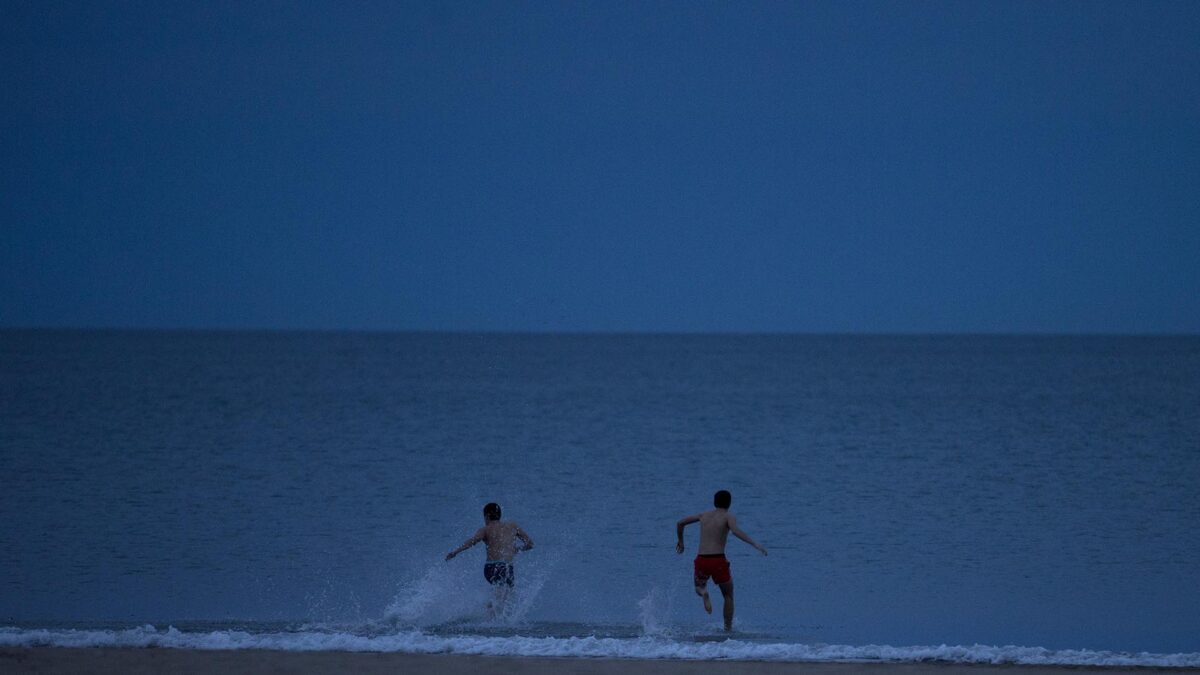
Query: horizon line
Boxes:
[{"xmin": 1, "ymin": 325, "xmax": 1197, "ymax": 338}]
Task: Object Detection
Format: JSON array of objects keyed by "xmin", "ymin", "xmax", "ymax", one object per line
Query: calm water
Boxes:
[{"xmin": 2, "ymin": 331, "xmax": 1198, "ymax": 659}]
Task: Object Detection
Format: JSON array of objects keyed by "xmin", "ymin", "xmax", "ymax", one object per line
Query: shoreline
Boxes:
[{"xmin": 3, "ymin": 649, "xmax": 1199, "ymax": 675}]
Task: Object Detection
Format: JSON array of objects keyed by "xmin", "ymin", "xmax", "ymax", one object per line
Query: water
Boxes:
[{"xmin": 2, "ymin": 330, "xmax": 1198, "ymax": 664}]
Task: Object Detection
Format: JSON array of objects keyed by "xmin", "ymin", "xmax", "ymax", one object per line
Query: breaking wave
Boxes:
[{"xmin": 2, "ymin": 625, "xmax": 1199, "ymax": 667}]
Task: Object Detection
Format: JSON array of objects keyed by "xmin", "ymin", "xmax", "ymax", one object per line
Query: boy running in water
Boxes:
[
  {"xmin": 446, "ymin": 503, "xmax": 534, "ymax": 614},
  {"xmin": 676, "ymin": 490, "xmax": 767, "ymax": 631}
]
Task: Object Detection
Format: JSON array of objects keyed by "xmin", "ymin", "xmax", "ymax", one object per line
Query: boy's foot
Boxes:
[{"xmin": 700, "ymin": 590, "xmax": 712, "ymax": 614}]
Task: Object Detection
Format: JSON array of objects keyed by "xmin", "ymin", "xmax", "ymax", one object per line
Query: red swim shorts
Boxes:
[{"xmin": 694, "ymin": 554, "xmax": 732, "ymax": 586}]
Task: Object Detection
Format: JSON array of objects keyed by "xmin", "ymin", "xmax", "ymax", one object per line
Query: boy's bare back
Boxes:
[
  {"xmin": 444, "ymin": 502, "xmax": 534, "ymax": 564},
  {"xmin": 696, "ymin": 509, "xmax": 734, "ymax": 555},
  {"xmin": 679, "ymin": 508, "xmax": 767, "ymax": 556},
  {"xmin": 480, "ymin": 521, "xmax": 529, "ymax": 561}
]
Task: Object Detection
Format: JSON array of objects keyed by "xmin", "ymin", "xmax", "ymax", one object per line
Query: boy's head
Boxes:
[
  {"xmin": 714, "ymin": 490, "xmax": 732, "ymax": 509},
  {"xmin": 483, "ymin": 502, "xmax": 502, "ymax": 521}
]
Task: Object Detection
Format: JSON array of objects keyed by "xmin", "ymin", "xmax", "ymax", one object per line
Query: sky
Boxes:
[{"xmin": 2, "ymin": 0, "xmax": 1198, "ymax": 333}]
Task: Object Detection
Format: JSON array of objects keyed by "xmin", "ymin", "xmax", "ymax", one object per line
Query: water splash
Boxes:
[
  {"xmin": 636, "ymin": 585, "xmax": 672, "ymax": 636},
  {"xmin": 384, "ymin": 548, "xmax": 558, "ymax": 628},
  {"xmin": 384, "ymin": 559, "xmax": 488, "ymax": 627}
]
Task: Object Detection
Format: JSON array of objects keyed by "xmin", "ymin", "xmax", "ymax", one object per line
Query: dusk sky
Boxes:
[{"xmin": 3, "ymin": 0, "xmax": 1198, "ymax": 333}]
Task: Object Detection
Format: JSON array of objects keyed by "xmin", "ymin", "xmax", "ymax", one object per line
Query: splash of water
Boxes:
[
  {"xmin": 384, "ymin": 549, "xmax": 559, "ymax": 629},
  {"xmin": 636, "ymin": 585, "xmax": 671, "ymax": 636},
  {"xmin": 384, "ymin": 559, "xmax": 488, "ymax": 627}
]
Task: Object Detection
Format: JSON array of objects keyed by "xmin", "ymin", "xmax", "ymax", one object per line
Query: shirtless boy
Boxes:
[
  {"xmin": 445, "ymin": 503, "xmax": 534, "ymax": 613},
  {"xmin": 676, "ymin": 490, "xmax": 767, "ymax": 631}
]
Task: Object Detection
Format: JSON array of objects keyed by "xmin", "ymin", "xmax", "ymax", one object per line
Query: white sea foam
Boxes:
[{"xmin": 2, "ymin": 625, "xmax": 1198, "ymax": 667}]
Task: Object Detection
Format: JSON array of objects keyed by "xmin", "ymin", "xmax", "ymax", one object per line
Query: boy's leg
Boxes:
[
  {"xmin": 491, "ymin": 584, "xmax": 511, "ymax": 613},
  {"xmin": 694, "ymin": 581, "xmax": 713, "ymax": 614},
  {"xmin": 717, "ymin": 581, "xmax": 734, "ymax": 631},
  {"xmin": 693, "ymin": 559, "xmax": 713, "ymax": 614}
]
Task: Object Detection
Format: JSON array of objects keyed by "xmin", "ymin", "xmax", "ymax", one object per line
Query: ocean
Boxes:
[{"xmin": 2, "ymin": 330, "xmax": 1198, "ymax": 666}]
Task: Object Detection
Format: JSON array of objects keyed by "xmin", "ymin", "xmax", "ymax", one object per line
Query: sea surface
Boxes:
[{"xmin": 2, "ymin": 331, "xmax": 1198, "ymax": 665}]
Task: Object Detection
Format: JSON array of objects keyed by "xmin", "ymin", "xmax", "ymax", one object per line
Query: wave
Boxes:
[{"xmin": 2, "ymin": 625, "xmax": 1198, "ymax": 667}]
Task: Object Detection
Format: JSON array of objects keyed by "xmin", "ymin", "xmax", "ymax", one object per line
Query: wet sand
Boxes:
[{"xmin": 1, "ymin": 649, "xmax": 1194, "ymax": 675}]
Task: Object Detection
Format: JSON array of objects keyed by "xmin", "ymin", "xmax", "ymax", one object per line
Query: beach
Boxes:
[{"xmin": 4, "ymin": 649, "xmax": 1197, "ymax": 675}]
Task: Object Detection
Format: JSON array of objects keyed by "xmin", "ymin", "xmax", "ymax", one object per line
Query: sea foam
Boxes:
[{"xmin": 2, "ymin": 625, "xmax": 1199, "ymax": 667}]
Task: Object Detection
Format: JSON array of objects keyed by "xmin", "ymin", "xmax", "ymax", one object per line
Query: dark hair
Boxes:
[
  {"xmin": 483, "ymin": 502, "xmax": 502, "ymax": 521},
  {"xmin": 714, "ymin": 490, "xmax": 732, "ymax": 509}
]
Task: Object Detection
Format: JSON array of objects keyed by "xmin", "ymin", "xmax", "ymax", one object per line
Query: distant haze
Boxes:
[{"xmin": 3, "ymin": 1, "xmax": 1198, "ymax": 333}]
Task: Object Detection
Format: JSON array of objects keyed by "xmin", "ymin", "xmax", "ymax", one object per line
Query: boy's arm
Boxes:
[
  {"xmin": 515, "ymin": 525, "xmax": 534, "ymax": 552},
  {"xmin": 675, "ymin": 514, "xmax": 700, "ymax": 554},
  {"xmin": 445, "ymin": 527, "xmax": 486, "ymax": 561},
  {"xmin": 728, "ymin": 514, "xmax": 768, "ymax": 555}
]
